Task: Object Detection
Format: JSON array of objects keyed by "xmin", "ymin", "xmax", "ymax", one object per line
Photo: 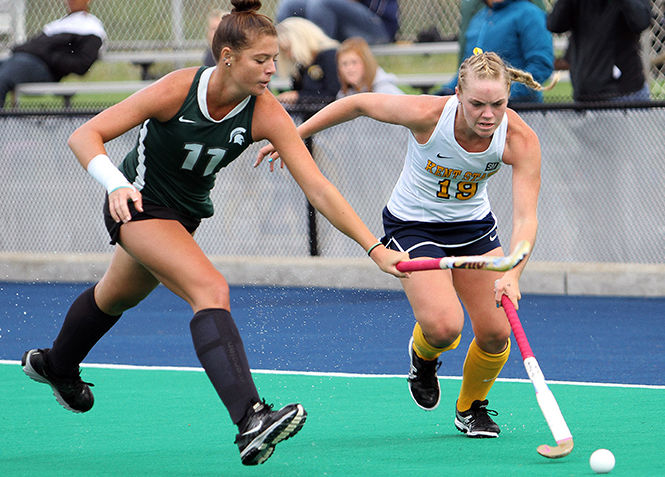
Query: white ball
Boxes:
[{"xmin": 590, "ymin": 449, "xmax": 615, "ymax": 474}]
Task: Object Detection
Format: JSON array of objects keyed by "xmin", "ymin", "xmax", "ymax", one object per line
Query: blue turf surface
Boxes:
[{"xmin": 2, "ymin": 281, "xmax": 663, "ymax": 385}]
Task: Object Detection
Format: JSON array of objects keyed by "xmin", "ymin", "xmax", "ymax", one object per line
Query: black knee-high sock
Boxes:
[
  {"xmin": 47, "ymin": 285, "xmax": 121, "ymax": 377},
  {"xmin": 190, "ymin": 308, "xmax": 260, "ymax": 424}
]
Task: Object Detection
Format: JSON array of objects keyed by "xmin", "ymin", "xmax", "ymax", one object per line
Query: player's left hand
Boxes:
[{"xmin": 495, "ymin": 275, "xmax": 521, "ymax": 309}]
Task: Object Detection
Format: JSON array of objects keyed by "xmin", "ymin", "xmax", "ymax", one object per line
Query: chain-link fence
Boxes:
[
  {"xmin": 0, "ymin": 0, "xmax": 460, "ymax": 49},
  {"xmin": 2, "ymin": 103, "xmax": 664, "ymax": 265},
  {"xmin": 1, "ymin": 1, "xmax": 664, "ymax": 99}
]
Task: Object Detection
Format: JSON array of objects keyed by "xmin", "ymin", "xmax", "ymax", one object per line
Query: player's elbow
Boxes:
[
  {"xmin": 303, "ymin": 179, "xmax": 338, "ymax": 212},
  {"xmin": 67, "ymin": 128, "xmax": 81, "ymax": 152}
]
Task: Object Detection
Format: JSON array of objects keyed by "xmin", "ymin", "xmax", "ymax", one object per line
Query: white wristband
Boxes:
[{"xmin": 87, "ymin": 154, "xmax": 134, "ymax": 194}]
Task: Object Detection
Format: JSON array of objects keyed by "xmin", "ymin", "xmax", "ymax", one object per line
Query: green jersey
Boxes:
[{"xmin": 119, "ymin": 66, "xmax": 256, "ymax": 218}]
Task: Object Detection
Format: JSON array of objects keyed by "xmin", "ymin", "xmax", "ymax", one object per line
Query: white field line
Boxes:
[{"xmin": 3, "ymin": 359, "xmax": 664, "ymax": 390}]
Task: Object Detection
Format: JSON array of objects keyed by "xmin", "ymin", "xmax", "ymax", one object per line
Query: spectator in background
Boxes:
[
  {"xmin": 336, "ymin": 36, "xmax": 402, "ymax": 98},
  {"xmin": 275, "ymin": 17, "xmax": 341, "ymax": 109},
  {"xmin": 457, "ymin": 0, "xmax": 547, "ymax": 67},
  {"xmin": 275, "ymin": 0, "xmax": 399, "ymax": 45},
  {"xmin": 0, "ymin": 0, "xmax": 105, "ymax": 108},
  {"xmin": 547, "ymin": 0, "xmax": 652, "ymax": 102},
  {"xmin": 203, "ymin": 9, "xmax": 227, "ymax": 67},
  {"xmin": 436, "ymin": 0, "xmax": 553, "ymax": 104},
  {"xmin": 651, "ymin": 2, "xmax": 665, "ymax": 76}
]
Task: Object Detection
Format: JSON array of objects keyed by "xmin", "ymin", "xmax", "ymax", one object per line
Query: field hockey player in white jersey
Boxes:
[
  {"xmin": 258, "ymin": 49, "xmax": 554, "ymax": 438},
  {"xmin": 20, "ymin": 0, "xmax": 409, "ymax": 467}
]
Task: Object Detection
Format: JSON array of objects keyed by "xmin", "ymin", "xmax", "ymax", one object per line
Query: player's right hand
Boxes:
[
  {"xmin": 370, "ymin": 246, "xmax": 410, "ymax": 279},
  {"xmin": 108, "ymin": 186, "xmax": 143, "ymax": 224},
  {"xmin": 254, "ymin": 143, "xmax": 283, "ymax": 172}
]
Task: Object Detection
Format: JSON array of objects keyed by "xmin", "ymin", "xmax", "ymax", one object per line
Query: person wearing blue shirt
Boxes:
[
  {"xmin": 437, "ymin": 0, "xmax": 553, "ymax": 103},
  {"xmin": 456, "ymin": 0, "xmax": 547, "ymax": 68}
]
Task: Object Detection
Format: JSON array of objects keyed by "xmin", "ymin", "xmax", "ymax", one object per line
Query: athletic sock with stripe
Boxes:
[
  {"xmin": 457, "ymin": 337, "xmax": 510, "ymax": 412},
  {"xmin": 190, "ymin": 308, "xmax": 260, "ymax": 425}
]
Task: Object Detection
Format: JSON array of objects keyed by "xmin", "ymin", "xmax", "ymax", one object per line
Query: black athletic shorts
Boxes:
[
  {"xmin": 103, "ymin": 194, "xmax": 201, "ymax": 245},
  {"xmin": 381, "ymin": 206, "xmax": 501, "ymax": 259}
]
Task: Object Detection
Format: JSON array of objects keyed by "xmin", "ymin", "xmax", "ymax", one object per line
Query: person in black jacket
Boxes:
[
  {"xmin": 547, "ymin": 0, "xmax": 652, "ymax": 102},
  {"xmin": 274, "ymin": 17, "xmax": 341, "ymax": 114},
  {"xmin": 0, "ymin": 0, "xmax": 106, "ymax": 108}
]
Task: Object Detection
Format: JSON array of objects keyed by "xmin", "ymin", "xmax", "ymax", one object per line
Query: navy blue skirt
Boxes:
[{"xmin": 381, "ymin": 207, "xmax": 501, "ymax": 259}]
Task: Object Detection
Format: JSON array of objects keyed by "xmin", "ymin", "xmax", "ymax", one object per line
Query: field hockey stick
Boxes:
[
  {"xmin": 395, "ymin": 240, "xmax": 530, "ymax": 273},
  {"xmin": 501, "ymin": 295, "xmax": 574, "ymax": 459}
]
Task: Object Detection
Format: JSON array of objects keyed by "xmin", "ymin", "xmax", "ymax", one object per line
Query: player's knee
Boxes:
[
  {"xmin": 194, "ymin": 275, "xmax": 230, "ymax": 309},
  {"xmin": 109, "ymin": 296, "xmax": 143, "ymax": 314},
  {"xmin": 95, "ymin": 287, "xmax": 149, "ymax": 315},
  {"xmin": 475, "ymin": 329, "xmax": 510, "ymax": 354},
  {"xmin": 423, "ymin": 321, "xmax": 463, "ymax": 348}
]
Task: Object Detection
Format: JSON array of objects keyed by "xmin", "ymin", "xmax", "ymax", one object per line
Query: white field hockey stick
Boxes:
[
  {"xmin": 395, "ymin": 240, "xmax": 530, "ymax": 273},
  {"xmin": 501, "ymin": 295, "xmax": 574, "ymax": 459}
]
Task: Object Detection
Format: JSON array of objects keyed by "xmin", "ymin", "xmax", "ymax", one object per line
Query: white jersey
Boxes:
[{"xmin": 387, "ymin": 95, "xmax": 507, "ymax": 222}]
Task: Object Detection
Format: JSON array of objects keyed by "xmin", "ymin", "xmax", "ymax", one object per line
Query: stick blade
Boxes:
[
  {"xmin": 537, "ymin": 438, "xmax": 574, "ymax": 459},
  {"xmin": 478, "ymin": 239, "xmax": 531, "ymax": 271},
  {"xmin": 512, "ymin": 240, "xmax": 531, "ymax": 261}
]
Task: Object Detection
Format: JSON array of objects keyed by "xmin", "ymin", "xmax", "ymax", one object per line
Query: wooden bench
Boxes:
[
  {"xmin": 12, "ymin": 71, "xmax": 454, "ymax": 108},
  {"xmin": 12, "ymin": 80, "xmax": 153, "ymax": 108},
  {"xmin": 100, "ymin": 42, "xmax": 461, "ymax": 80},
  {"xmin": 371, "ymin": 41, "xmax": 459, "ymax": 56},
  {"xmin": 389, "ymin": 72, "xmax": 454, "ymax": 90},
  {"xmin": 269, "ymin": 72, "xmax": 453, "ymax": 92},
  {"xmin": 12, "ymin": 68, "xmax": 571, "ymax": 109},
  {"xmin": 98, "ymin": 37, "xmax": 569, "ymax": 81},
  {"xmin": 102, "ymin": 50, "xmax": 204, "ymax": 80}
]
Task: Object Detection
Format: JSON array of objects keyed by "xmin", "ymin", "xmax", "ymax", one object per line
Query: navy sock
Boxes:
[
  {"xmin": 190, "ymin": 308, "xmax": 260, "ymax": 424},
  {"xmin": 47, "ymin": 285, "xmax": 121, "ymax": 377}
]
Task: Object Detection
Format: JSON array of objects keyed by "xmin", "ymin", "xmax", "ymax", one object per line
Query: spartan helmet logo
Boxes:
[{"xmin": 230, "ymin": 127, "xmax": 246, "ymax": 145}]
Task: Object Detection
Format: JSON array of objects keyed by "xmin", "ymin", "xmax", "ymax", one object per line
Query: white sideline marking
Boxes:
[{"xmin": 3, "ymin": 359, "xmax": 663, "ymax": 390}]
